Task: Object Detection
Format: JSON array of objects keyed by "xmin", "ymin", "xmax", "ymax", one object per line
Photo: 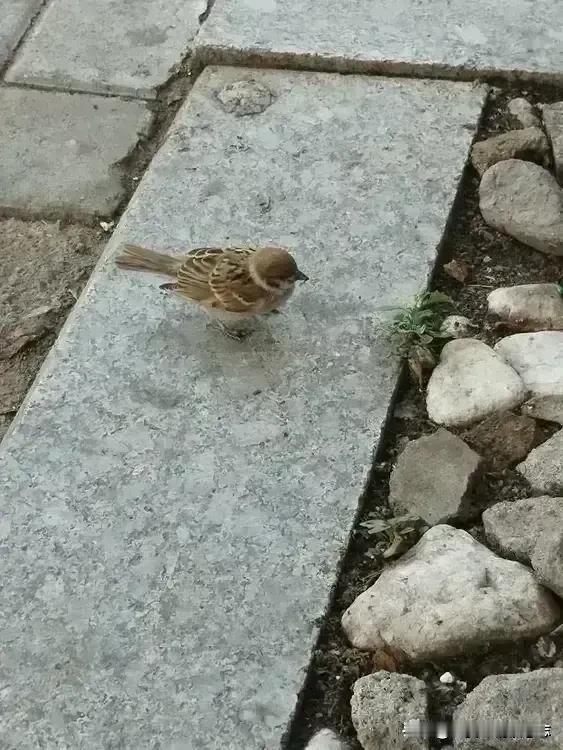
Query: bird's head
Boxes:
[{"xmin": 250, "ymin": 246, "xmax": 309, "ymax": 291}]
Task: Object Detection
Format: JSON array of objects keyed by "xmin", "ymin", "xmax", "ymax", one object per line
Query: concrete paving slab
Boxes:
[
  {"xmin": 194, "ymin": 0, "xmax": 563, "ymax": 83},
  {"xmin": 0, "ymin": 67, "xmax": 485, "ymax": 749},
  {"xmin": 0, "ymin": 0, "xmax": 42, "ymax": 67},
  {"xmin": 0, "ymin": 87, "xmax": 153, "ymax": 218},
  {"xmin": 5, "ymin": 0, "xmax": 206, "ymax": 98}
]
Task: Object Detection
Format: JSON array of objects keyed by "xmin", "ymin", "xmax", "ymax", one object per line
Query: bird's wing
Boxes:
[
  {"xmin": 175, "ymin": 247, "xmax": 251, "ymax": 302},
  {"xmin": 208, "ymin": 250, "xmax": 269, "ymax": 313}
]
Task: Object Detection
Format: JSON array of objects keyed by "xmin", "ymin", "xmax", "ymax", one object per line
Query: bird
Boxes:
[{"xmin": 114, "ymin": 243, "xmax": 308, "ymax": 336}]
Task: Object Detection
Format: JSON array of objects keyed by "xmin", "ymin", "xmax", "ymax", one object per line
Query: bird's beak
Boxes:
[{"xmin": 296, "ymin": 270, "xmax": 309, "ymax": 282}]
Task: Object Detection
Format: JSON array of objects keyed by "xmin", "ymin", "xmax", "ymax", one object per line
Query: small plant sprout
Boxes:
[{"xmin": 390, "ymin": 291, "xmax": 455, "ymax": 386}]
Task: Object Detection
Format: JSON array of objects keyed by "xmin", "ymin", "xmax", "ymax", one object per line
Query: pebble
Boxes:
[
  {"xmin": 495, "ymin": 331, "xmax": 563, "ymax": 398},
  {"xmin": 488, "ymin": 283, "xmax": 563, "ymax": 331},
  {"xmin": 439, "ymin": 315, "xmax": 479, "ymax": 338},
  {"xmin": 541, "ymin": 101, "xmax": 563, "ymax": 184},
  {"xmin": 351, "ymin": 672, "xmax": 428, "ymax": 750},
  {"xmin": 517, "ymin": 429, "xmax": 563, "ymax": 496},
  {"xmin": 507, "ymin": 97, "xmax": 542, "ymax": 129},
  {"xmin": 341, "ymin": 525, "xmax": 559, "ymax": 662},
  {"xmin": 426, "ymin": 339, "xmax": 526, "ymax": 427},
  {"xmin": 305, "ymin": 729, "xmax": 348, "ymax": 750},
  {"xmin": 471, "ymin": 127, "xmax": 549, "ymax": 176},
  {"xmin": 389, "ymin": 429, "xmax": 481, "ymax": 525},
  {"xmin": 439, "ymin": 672, "xmax": 455, "ymax": 685},
  {"xmin": 479, "ymin": 159, "xmax": 563, "ymax": 257}
]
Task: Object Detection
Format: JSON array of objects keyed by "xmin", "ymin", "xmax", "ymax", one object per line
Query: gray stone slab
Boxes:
[
  {"xmin": 0, "ymin": 0, "xmax": 42, "ymax": 67},
  {"xmin": 0, "ymin": 87, "xmax": 153, "ymax": 218},
  {"xmin": 0, "ymin": 67, "xmax": 485, "ymax": 749},
  {"xmin": 5, "ymin": 0, "xmax": 206, "ymax": 98},
  {"xmin": 194, "ymin": 0, "xmax": 563, "ymax": 83}
]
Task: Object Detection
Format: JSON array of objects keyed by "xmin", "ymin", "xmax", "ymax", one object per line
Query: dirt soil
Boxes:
[
  {"xmin": 285, "ymin": 85, "xmax": 563, "ymax": 749},
  {"xmin": 0, "ymin": 218, "xmax": 105, "ymax": 441}
]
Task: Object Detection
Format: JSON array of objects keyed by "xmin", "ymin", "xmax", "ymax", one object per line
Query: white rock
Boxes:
[
  {"xmin": 426, "ymin": 339, "xmax": 526, "ymax": 427},
  {"xmin": 351, "ymin": 672, "xmax": 428, "ymax": 750},
  {"xmin": 541, "ymin": 101, "xmax": 563, "ymax": 184},
  {"xmin": 440, "ymin": 315, "xmax": 479, "ymax": 338},
  {"xmin": 521, "ymin": 394, "xmax": 563, "ymax": 424},
  {"xmin": 479, "ymin": 159, "xmax": 563, "ymax": 257},
  {"xmin": 471, "ymin": 127, "xmax": 549, "ymax": 176},
  {"xmin": 507, "ymin": 97, "xmax": 541, "ymax": 129},
  {"xmin": 495, "ymin": 331, "xmax": 563, "ymax": 398},
  {"xmin": 454, "ymin": 669, "xmax": 563, "ymax": 750},
  {"xmin": 341, "ymin": 525, "xmax": 559, "ymax": 662},
  {"xmin": 488, "ymin": 283, "xmax": 563, "ymax": 331},
  {"xmin": 483, "ymin": 495, "xmax": 563, "ymax": 564},
  {"xmin": 306, "ymin": 728, "xmax": 348, "ymax": 750},
  {"xmin": 439, "ymin": 672, "xmax": 455, "ymax": 684},
  {"xmin": 389, "ymin": 429, "xmax": 481, "ymax": 525},
  {"xmin": 517, "ymin": 429, "xmax": 563, "ymax": 495}
]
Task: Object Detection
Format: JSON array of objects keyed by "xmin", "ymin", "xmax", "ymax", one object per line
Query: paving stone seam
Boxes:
[
  {"xmin": 0, "ymin": 0, "xmax": 49, "ymax": 78},
  {"xmin": 191, "ymin": 45, "xmax": 563, "ymax": 87}
]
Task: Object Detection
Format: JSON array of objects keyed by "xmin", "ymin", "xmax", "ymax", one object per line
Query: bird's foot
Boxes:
[{"xmin": 209, "ymin": 320, "xmax": 251, "ymax": 341}]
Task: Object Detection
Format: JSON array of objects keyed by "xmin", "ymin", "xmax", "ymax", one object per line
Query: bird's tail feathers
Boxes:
[{"xmin": 115, "ymin": 244, "xmax": 180, "ymax": 277}]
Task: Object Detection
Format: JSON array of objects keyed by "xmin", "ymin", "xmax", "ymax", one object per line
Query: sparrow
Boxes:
[{"xmin": 115, "ymin": 243, "xmax": 308, "ymax": 333}]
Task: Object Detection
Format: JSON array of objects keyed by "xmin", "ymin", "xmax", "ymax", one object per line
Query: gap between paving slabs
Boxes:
[
  {"xmin": 0, "ymin": 67, "xmax": 485, "ymax": 749},
  {"xmin": 287, "ymin": 84, "xmax": 563, "ymax": 749}
]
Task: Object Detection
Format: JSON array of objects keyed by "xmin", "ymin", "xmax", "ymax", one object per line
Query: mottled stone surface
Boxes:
[
  {"xmin": 483, "ymin": 496, "xmax": 563, "ymax": 564},
  {"xmin": 454, "ymin": 670, "xmax": 563, "ymax": 749},
  {"xmin": 471, "ymin": 127, "xmax": 549, "ymax": 176},
  {"xmin": 351, "ymin": 672, "xmax": 428, "ymax": 750},
  {"xmin": 517, "ymin": 430, "xmax": 563, "ymax": 496},
  {"xmin": 479, "ymin": 160, "xmax": 563, "ymax": 257},
  {"xmin": 306, "ymin": 729, "xmax": 349, "ymax": 750},
  {"xmin": 426, "ymin": 339, "xmax": 526, "ymax": 427},
  {"xmin": 507, "ymin": 97, "xmax": 541, "ymax": 129},
  {"xmin": 0, "ymin": 68, "xmax": 484, "ymax": 748},
  {"xmin": 5, "ymin": 0, "xmax": 206, "ymax": 97},
  {"xmin": 0, "ymin": 87, "xmax": 153, "ymax": 217},
  {"xmin": 541, "ymin": 101, "xmax": 563, "ymax": 184},
  {"xmin": 521, "ymin": 394, "xmax": 563, "ymax": 425},
  {"xmin": 488, "ymin": 283, "xmax": 563, "ymax": 331},
  {"xmin": 342, "ymin": 526, "xmax": 559, "ymax": 662},
  {"xmin": 0, "ymin": 0, "xmax": 42, "ymax": 66},
  {"xmin": 389, "ymin": 428, "xmax": 481, "ymax": 524},
  {"xmin": 495, "ymin": 332, "xmax": 563, "ymax": 398},
  {"xmin": 194, "ymin": 0, "xmax": 563, "ymax": 81}
]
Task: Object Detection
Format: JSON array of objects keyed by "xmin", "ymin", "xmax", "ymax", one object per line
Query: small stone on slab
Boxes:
[
  {"xmin": 351, "ymin": 672, "xmax": 428, "ymax": 750},
  {"xmin": 0, "ymin": 88, "xmax": 152, "ymax": 217},
  {"xmin": 479, "ymin": 159, "xmax": 563, "ymax": 257},
  {"xmin": 516, "ymin": 429, "xmax": 563, "ymax": 495},
  {"xmin": 341, "ymin": 525, "xmax": 559, "ymax": 662},
  {"xmin": 426, "ymin": 338, "xmax": 526, "ymax": 427},
  {"xmin": 389, "ymin": 428, "xmax": 481, "ymax": 525},
  {"xmin": 454, "ymin": 669, "xmax": 563, "ymax": 750},
  {"xmin": 495, "ymin": 331, "xmax": 563, "ymax": 398},
  {"xmin": 6, "ymin": 0, "xmax": 205, "ymax": 98},
  {"xmin": 541, "ymin": 101, "xmax": 563, "ymax": 184},
  {"xmin": 471, "ymin": 127, "xmax": 549, "ymax": 176},
  {"xmin": 488, "ymin": 283, "xmax": 563, "ymax": 331},
  {"xmin": 507, "ymin": 97, "xmax": 541, "ymax": 129},
  {"xmin": 463, "ymin": 411, "xmax": 537, "ymax": 470}
]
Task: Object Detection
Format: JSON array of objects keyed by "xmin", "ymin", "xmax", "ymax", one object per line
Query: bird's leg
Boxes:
[{"xmin": 208, "ymin": 320, "xmax": 250, "ymax": 341}]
